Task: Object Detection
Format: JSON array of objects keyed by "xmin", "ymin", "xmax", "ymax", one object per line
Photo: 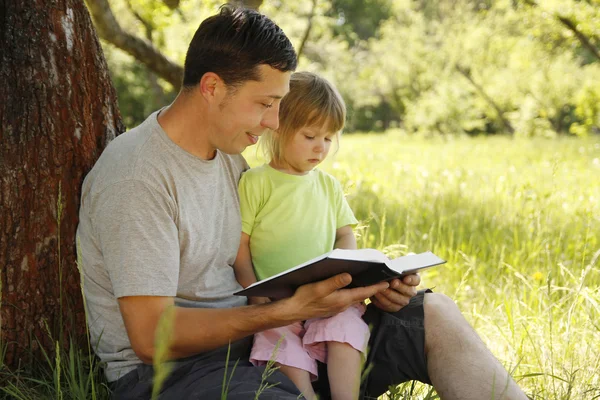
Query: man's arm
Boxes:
[{"xmin": 119, "ymin": 273, "xmax": 389, "ymax": 363}]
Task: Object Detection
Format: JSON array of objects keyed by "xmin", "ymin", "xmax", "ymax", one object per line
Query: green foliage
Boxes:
[
  {"xmin": 98, "ymin": 0, "xmax": 599, "ymax": 135},
  {"xmin": 151, "ymin": 306, "xmax": 176, "ymax": 399},
  {"xmin": 327, "ymin": 0, "xmax": 393, "ymax": 44},
  {"xmin": 2, "ymin": 131, "xmax": 600, "ymax": 398},
  {"xmin": 570, "ymin": 78, "xmax": 600, "ymax": 136},
  {"xmin": 97, "ymin": 0, "xmax": 217, "ymax": 128},
  {"xmin": 104, "ymin": 46, "xmax": 176, "ymax": 129},
  {"xmin": 245, "ymin": 133, "xmax": 600, "ymax": 399}
]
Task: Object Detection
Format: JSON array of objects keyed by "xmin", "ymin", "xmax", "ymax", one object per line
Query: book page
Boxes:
[
  {"xmin": 388, "ymin": 251, "xmax": 446, "ymax": 274},
  {"xmin": 328, "ymin": 248, "xmax": 390, "ymax": 264}
]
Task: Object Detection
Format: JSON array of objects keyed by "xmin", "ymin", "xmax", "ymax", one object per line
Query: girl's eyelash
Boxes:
[{"xmin": 263, "ymin": 103, "xmax": 273, "ymax": 108}]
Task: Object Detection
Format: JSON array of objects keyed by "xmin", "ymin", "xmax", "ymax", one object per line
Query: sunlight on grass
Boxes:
[
  {"xmin": 247, "ymin": 134, "xmax": 600, "ymax": 399},
  {"xmin": 1, "ymin": 134, "xmax": 598, "ymax": 399}
]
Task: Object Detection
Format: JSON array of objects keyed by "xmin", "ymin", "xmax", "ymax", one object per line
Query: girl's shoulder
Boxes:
[{"xmin": 313, "ymin": 169, "xmax": 344, "ymax": 190}]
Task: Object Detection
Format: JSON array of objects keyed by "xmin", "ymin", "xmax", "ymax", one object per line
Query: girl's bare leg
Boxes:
[
  {"xmin": 278, "ymin": 363, "xmax": 318, "ymax": 400},
  {"xmin": 327, "ymin": 341, "xmax": 362, "ymax": 400}
]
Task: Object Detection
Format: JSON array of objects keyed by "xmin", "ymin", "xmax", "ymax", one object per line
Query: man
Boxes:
[{"xmin": 77, "ymin": 5, "xmax": 528, "ymax": 399}]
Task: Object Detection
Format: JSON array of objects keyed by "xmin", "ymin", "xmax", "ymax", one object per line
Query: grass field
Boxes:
[
  {"xmin": 2, "ymin": 134, "xmax": 599, "ymax": 399},
  {"xmin": 247, "ymin": 133, "xmax": 600, "ymax": 399}
]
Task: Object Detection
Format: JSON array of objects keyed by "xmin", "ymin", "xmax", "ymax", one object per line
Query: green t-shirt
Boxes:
[{"xmin": 239, "ymin": 164, "xmax": 358, "ymax": 281}]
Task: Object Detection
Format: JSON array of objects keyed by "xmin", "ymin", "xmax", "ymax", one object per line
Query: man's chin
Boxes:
[{"xmin": 219, "ymin": 144, "xmax": 249, "ymax": 156}]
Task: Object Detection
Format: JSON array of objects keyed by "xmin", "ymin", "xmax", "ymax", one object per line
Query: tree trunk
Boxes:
[{"xmin": 0, "ymin": 0, "xmax": 124, "ymax": 368}]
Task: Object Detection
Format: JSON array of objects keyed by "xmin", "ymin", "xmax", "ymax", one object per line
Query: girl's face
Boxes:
[{"xmin": 273, "ymin": 125, "xmax": 336, "ymax": 175}]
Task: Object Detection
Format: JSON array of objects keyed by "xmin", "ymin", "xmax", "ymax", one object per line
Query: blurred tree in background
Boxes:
[{"xmin": 85, "ymin": 0, "xmax": 600, "ymax": 136}]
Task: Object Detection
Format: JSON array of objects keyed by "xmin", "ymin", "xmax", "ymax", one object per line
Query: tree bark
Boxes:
[{"xmin": 0, "ymin": 0, "xmax": 124, "ymax": 368}]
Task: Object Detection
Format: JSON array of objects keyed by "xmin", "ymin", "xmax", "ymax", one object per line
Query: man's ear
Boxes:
[{"xmin": 199, "ymin": 72, "xmax": 226, "ymax": 103}]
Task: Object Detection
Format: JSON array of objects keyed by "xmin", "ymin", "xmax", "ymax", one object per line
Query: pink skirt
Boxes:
[{"xmin": 249, "ymin": 303, "xmax": 369, "ymax": 379}]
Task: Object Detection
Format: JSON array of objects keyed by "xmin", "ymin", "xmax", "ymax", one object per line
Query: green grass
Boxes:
[
  {"xmin": 333, "ymin": 134, "xmax": 600, "ymax": 399},
  {"xmin": 1, "ymin": 134, "xmax": 599, "ymax": 399},
  {"xmin": 248, "ymin": 134, "xmax": 600, "ymax": 399}
]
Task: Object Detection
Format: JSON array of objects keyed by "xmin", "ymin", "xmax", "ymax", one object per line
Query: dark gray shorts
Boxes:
[{"xmin": 111, "ymin": 289, "xmax": 432, "ymax": 399}]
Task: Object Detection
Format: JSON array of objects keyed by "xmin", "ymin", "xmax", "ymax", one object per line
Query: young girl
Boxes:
[{"xmin": 233, "ymin": 71, "xmax": 369, "ymax": 400}]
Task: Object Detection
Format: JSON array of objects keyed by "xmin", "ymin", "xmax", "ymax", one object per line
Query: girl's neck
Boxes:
[{"xmin": 268, "ymin": 159, "xmax": 311, "ymax": 176}]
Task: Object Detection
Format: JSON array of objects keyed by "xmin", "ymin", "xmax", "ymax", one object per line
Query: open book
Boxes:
[{"xmin": 234, "ymin": 249, "xmax": 446, "ymax": 300}]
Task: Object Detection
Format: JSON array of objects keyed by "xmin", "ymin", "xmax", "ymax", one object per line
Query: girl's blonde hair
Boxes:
[{"xmin": 261, "ymin": 71, "xmax": 346, "ymax": 164}]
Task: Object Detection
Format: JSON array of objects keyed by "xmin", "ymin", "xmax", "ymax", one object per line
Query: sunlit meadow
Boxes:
[
  {"xmin": 246, "ymin": 133, "xmax": 600, "ymax": 399},
  {"xmin": 2, "ymin": 134, "xmax": 599, "ymax": 400}
]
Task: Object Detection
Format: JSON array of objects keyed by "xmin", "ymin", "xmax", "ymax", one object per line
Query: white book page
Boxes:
[
  {"xmin": 328, "ymin": 248, "xmax": 390, "ymax": 264},
  {"xmin": 388, "ymin": 251, "xmax": 445, "ymax": 273}
]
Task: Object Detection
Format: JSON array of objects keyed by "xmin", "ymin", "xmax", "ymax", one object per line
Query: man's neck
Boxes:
[{"xmin": 157, "ymin": 93, "xmax": 217, "ymax": 160}]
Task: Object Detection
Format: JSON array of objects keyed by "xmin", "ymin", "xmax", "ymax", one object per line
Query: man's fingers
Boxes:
[
  {"xmin": 389, "ymin": 279, "xmax": 418, "ymax": 297},
  {"xmin": 347, "ymin": 281, "xmax": 389, "ymax": 302},
  {"xmin": 383, "ymin": 289, "xmax": 411, "ymax": 306},
  {"xmin": 372, "ymin": 292, "xmax": 394, "ymax": 309},
  {"xmin": 400, "ymin": 273, "xmax": 421, "ymax": 287},
  {"xmin": 314, "ymin": 273, "xmax": 353, "ymax": 295},
  {"xmin": 369, "ymin": 296, "xmax": 384, "ymax": 310}
]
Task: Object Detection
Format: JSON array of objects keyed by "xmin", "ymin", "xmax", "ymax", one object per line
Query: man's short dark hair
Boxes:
[{"xmin": 182, "ymin": 5, "xmax": 297, "ymax": 89}]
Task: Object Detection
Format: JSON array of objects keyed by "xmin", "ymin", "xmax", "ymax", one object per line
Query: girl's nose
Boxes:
[{"xmin": 314, "ymin": 139, "xmax": 326, "ymax": 153}]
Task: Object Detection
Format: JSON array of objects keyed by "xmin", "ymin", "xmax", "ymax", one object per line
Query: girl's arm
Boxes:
[
  {"xmin": 334, "ymin": 225, "xmax": 357, "ymax": 250},
  {"xmin": 233, "ymin": 232, "xmax": 270, "ymax": 304},
  {"xmin": 233, "ymin": 232, "xmax": 256, "ymax": 287}
]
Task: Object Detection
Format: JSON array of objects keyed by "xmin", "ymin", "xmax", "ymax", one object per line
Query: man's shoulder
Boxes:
[
  {"xmin": 220, "ymin": 152, "xmax": 250, "ymax": 178},
  {"xmin": 239, "ymin": 163, "xmax": 270, "ymax": 182},
  {"xmin": 81, "ymin": 112, "xmax": 167, "ymax": 196},
  {"xmin": 97, "ymin": 112, "xmax": 160, "ymax": 164}
]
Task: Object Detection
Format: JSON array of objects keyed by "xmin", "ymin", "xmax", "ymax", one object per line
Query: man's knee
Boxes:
[
  {"xmin": 423, "ymin": 293, "xmax": 460, "ymax": 333},
  {"xmin": 423, "ymin": 292, "xmax": 471, "ymax": 353},
  {"xmin": 423, "ymin": 292, "xmax": 459, "ymax": 316}
]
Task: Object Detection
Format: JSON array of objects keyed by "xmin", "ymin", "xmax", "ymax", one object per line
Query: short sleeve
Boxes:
[
  {"xmin": 238, "ymin": 171, "xmax": 262, "ymax": 235},
  {"xmin": 333, "ymin": 178, "xmax": 359, "ymax": 229},
  {"xmin": 92, "ymin": 180, "xmax": 180, "ymax": 298}
]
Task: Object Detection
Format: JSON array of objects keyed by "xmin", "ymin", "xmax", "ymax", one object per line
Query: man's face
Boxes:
[{"xmin": 210, "ymin": 65, "xmax": 291, "ymax": 155}]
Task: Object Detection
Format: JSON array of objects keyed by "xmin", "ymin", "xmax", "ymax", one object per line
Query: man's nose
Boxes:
[{"xmin": 260, "ymin": 106, "xmax": 280, "ymax": 130}]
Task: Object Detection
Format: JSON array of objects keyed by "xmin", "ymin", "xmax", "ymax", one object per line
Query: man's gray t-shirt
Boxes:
[{"xmin": 76, "ymin": 110, "xmax": 248, "ymax": 382}]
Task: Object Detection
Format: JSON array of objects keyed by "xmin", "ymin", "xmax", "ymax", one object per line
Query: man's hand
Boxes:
[
  {"xmin": 248, "ymin": 296, "xmax": 271, "ymax": 305},
  {"xmin": 283, "ymin": 273, "xmax": 389, "ymax": 322},
  {"xmin": 370, "ymin": 273, "xmax": 421, "ymax": 313}
]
